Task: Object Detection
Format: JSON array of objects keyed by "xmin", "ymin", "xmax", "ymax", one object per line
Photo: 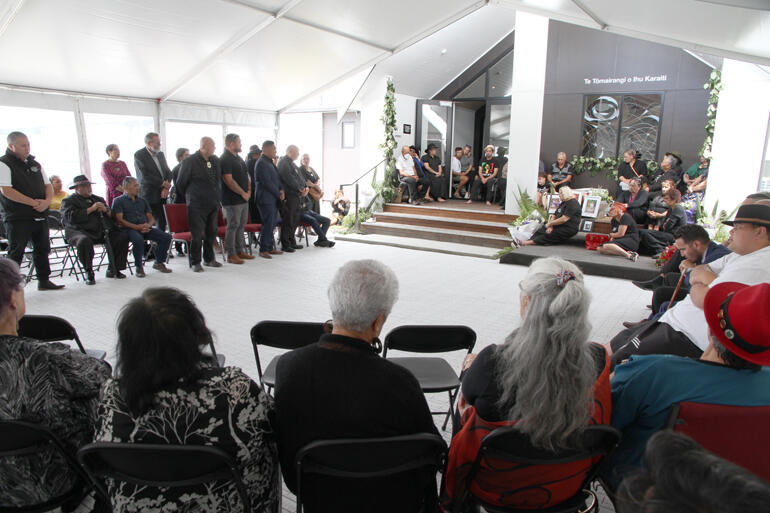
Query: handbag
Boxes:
[{"xmin": 585, "ymin": 233, "xmax": 610, "ymax": 250}]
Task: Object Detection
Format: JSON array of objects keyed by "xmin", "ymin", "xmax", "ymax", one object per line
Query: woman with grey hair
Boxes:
[
  {"xmin": 275, "ymin": 259, "xmax": 438, "ymax": 513},
  {"xmin": 521, "ymin": 186, "xmax": 582, "ymax": 246},
  {"xmin": 442, "ymin": 257, "xmax": 611, "ymax": 511}
]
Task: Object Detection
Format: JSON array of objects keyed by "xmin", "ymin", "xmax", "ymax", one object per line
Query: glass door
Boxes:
[{"xmin": 415, "ymin": 100, "xmax": 453, "ymax": 197}]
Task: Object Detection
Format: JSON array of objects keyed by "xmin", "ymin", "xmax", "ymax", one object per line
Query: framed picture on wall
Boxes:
[
  {"xmin": 582, "ymin": 195, "xmax": 602, "ymax": 218},
  {"xmin": 403, "ymin": 124, "xmax": 412, "ymax": 134},
  {"xmin": 547, "ymin": 194, "xmax": 561, "ymax": 214}
]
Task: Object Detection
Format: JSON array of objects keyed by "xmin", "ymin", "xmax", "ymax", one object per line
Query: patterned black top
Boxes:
[
  {"xmin": 95, "ymin": 365, "xmax": 279, "ymax": 512},
  {"xmin": 0, "ymin": 335, "xmax": 111, "ymax": 507}
]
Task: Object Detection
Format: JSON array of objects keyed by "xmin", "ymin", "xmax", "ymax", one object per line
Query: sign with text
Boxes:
[{"xmin": 583, "ymin": 75, "xmax": 668, "ymax": 85}]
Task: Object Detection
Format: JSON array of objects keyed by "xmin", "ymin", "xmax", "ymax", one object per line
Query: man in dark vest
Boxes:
[
  {"xmin": 133, "ymin": 132, "xmax": 172, "ymax": 232},
  {"xmin": 0, "ymin": 131, "xmax": 64, "ymax": 290}
]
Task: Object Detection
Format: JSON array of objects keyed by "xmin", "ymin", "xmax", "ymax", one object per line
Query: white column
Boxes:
[
  {"xmin": 505, "ymin": 11, "xmax": 549, "ymax": 215},
  {"xmin": 73, "ymin": 98, "xmax": 90, "ymax": 179},
  {"xmin": 705, "ymin": 59, "xmax": 770, "ymax": 214}
]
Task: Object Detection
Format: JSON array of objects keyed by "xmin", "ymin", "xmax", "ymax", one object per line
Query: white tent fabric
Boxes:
[{"xmin": 0, "ymin": 0, "xmax": 765, "ymax": 116}]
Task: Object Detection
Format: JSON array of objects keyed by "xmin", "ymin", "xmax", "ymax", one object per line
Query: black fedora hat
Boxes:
[
  {"xmin": 723, "ymin": 203, "xmax": 770, "ymax": 227},
  {"xmin": 69, "ymin": 174, "xmax": 95, "ymax": 189}
]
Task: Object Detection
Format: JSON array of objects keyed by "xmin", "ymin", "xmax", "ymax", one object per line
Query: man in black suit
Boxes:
[
  {"xmin": 277, "ymin": 144, "xmax": 307, "ymax": 252},
  {"xmin": 255, "ymin": 140, "xmax": 283, "ymax": 259},
  {"xmin": 133, "ymin": 132, "xmax": 172, "ymax": 232}
]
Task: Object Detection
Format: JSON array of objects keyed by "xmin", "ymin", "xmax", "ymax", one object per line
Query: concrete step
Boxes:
[
  {"xmin": 360, "ymin": 221, "xmax": 512, "ymax": 249},
  {"xmin": 335, "ymin": 233, "xmax": 500, "ymax": 259},
  {"xmin": 372, "ymin": 212, "xmax": 511, "ymax": 236},
  {"xmin": 384, "ymin": 203, "xmax": 516, "ymax": 223}
]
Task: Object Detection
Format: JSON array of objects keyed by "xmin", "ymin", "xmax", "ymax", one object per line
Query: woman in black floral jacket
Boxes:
[{"xmin": 95, "ymin": 287, "xmax": 279, "ymax": 512}]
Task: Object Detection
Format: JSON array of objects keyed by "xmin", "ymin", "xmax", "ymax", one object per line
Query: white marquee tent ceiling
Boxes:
[{"xmin": 0, "ymin": 0, "xmax": 766, "ymax": 113}]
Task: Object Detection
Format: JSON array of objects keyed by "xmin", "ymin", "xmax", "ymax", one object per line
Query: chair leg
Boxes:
[{"xmin": 442, "ymin": 389, "xmax": 457, "ymax": 431}]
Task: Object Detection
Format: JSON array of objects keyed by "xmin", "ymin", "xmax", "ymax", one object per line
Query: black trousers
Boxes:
[
  {"xmin": 149, "ymin": 202, "xmax": 167, "ymax": 232},
  {"xmin": 471, "ymin": 178, "xmax": 498, "ymax": 202},
  {"xmin": 187, "ymin": 206, "xmax": 217, "ymax": 265},
  {"xmin": 280, "ymin": 195, "xmax": 301, "ymax": 249},
  {"xmin": 609, "ymin": 320, "xmax": 702, "ymax": 369},
  {"xmin": 639, "ymin": 229, "xmax": 674, "ymax": 255},
  {"xmin": 5, "ymin": 219, "xmax": 50, "ymax": 280},
  {"xmin": 652, "ymin": 286, "xmax": 689, "ymax": 314},
  {"xmin": 66, "ymin": 229, "xmax": 129, "ymax": 273}
]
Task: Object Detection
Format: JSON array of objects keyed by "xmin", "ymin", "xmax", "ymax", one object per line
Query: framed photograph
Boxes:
[
  {"xmin": 573, "ymin": 191, "xmax": 584, "ymax": 206},
  {"xmin": 582, "ymin": 195, "xmax": 601, "ymax": 218},
  {"xmin": 403, "ymin": 124, "xmax": 412, "ymax": 134},
  {"xmin": 581, "ymin": 220, "xmax": 594, "ymax": 232},
  {"xmin": 547, "ymin": 194, "xmax": 562, "ymax": 214}
]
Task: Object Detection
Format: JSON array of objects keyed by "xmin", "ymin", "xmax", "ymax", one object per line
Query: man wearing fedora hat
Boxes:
[
  {"xmin": 609, "ymin": 202, "xmax": 770, "ymax": 368},
  {"xmin": 60, "ymin": 175, "xmax": 129, "ymax": 285},
  {"xmin": 602, "ymin": 281, "xmax": 770, "ymax": 488}
]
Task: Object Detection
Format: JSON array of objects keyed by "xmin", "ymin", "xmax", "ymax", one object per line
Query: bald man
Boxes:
[
  {"xmin": 175, "ymin": 137, "xmax": 223, "ymax": 272},
  {"xmin": 277, "ymin": 144, "xmax": 307, "ymax": 252}
]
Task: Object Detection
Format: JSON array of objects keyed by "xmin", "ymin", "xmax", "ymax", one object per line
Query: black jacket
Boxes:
[
  {"xmin": 0, "ymin": 150, "xmax": 48, "ymax": 221},
  {"xmin": 277, "ymin": 156, "xmax": 305, "ymax": 197},
  {"xmin": 255, "ymin": 155, "xmax": 282, "ymax": 206},
  {"xmin": 133, "ymin": 147, "xmax": 172, "ymax": 204},
  {"xmin": 60, "ymin": 193, "xmax": 112, "ymax": 240},
  {"xmin": 175, "ymin": 152, "xmax": 221, "ymax": 210}
]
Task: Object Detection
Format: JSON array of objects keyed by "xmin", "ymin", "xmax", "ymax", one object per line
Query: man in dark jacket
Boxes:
[
  {"xmin": 134, "ymin": 132, "xmax": 172, "ymax": 231},
  {"xmin": 60, "ymin": 175, "xmax": 129, "ymax": 285},
  {"xmin": 175, "ymin": 137, "xmax": 221, "ymax": 272},
  {"xmin": 277, "ymin": 145, "xmax": 308, "ymax": 252},
  {"xmin": 255, "ymin": 141, "xmax": 283, "ymax": 259}
]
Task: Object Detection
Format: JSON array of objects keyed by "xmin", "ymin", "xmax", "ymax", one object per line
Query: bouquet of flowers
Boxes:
[{"xmin": 655, "ymin": 245, "xmax": 677, "ymax": 268}]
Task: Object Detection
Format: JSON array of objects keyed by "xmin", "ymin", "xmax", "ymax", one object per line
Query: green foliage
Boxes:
[
  {"xmin": 510, "ymin": 186, "xmax": 547, "ymax": 227},
  {"xmin": 494, "ymin": 246, "xmax": 515, "ymax": 259},
  {"xmin": 694, "ymin": 196, "xmax": 738, "ymax": 243},
  {"xmin": 341, "ymin": 208, "xmax": 371, "ymax": 233},
  {"xmin": 700, "ymin": 69, "xmax": 722, "ymax": 159},
  {"xmin": 369, "ymin": 78, "xmax": 399, "ymax": 211},
  {"xmin": 569, "ymin": 155, "xmax": 658, "ymax": 182}
]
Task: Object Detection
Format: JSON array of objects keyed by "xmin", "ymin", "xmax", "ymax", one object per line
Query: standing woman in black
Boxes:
[{"xmin": 617, "ymin": 149, "xmax": 646, "ymax": 196}]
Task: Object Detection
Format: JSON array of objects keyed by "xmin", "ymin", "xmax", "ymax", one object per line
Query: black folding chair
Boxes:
[
  {"xmin": 383, "ymin": 325, "xmax": 476, "ymax": 431},
  {"xmin": 0, "ymin": 420, "xmax": 92, "ymax": 512},
  {"xmin": 460, "ymin": 425, "xmax": 621, "ymax": 513},
  {"xmin": 77, "ymin": 443, "xmax": 250, "ymax": 513},
  {"xmin": 207, "ymin": 340, "xmax": 226, "ymax": 368},
  {"xmin": 250, "ymin": 320, "xmax": 330, "ymax": 393},
  {"xmin": 18, "ymin": 314, "xmax": 107, "ymax": 360},
  {"xmin": 295, "ymin": 433, "xmax": 447, "ymax": 513}
]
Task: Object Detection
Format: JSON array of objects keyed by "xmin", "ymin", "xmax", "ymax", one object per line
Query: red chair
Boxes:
[
  {"xmin": 244, "ymin": 216, "xmax": 261, "ymax": 255},
  {"xmin": 164, "ymin": 204, "xmax": 193, "ymax": 268},
  {"xmin": 666, "ymin": 402, "xmax": 770, "ymax": 482},
  {"xmin": 216, "ymin": 209, "xmax": 227, "ymax": 261}
]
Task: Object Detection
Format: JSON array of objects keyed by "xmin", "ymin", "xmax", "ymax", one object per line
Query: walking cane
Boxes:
[
  {"xmin": 666, "ymin": 271, "xmax": 687, "ymax": 311},
  {"xmin": 99, "ymin": 211, "xmax": 117, "ymax": 275}
]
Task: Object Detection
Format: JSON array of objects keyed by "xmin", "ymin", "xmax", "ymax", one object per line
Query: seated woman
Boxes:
[
  {"xmin": 535, "ymin": 169, "xmax": 549, "ymax": 210},
  {"xmin": 442, "ymin": 257, "xmax": 611, "ymax": 511},
  {"xmin": 274, "ymin": 260, "xmax": 438, "ymax": 513},
  {"xmin": 331, "ymin": 188, "xmax": 350, "ymax": 225},
  {"xmin": 616, "ymin": 149, "xmax": 646, "ymax": 196},
  {"xmin": 598, "ymin": 202, "xmax": 640, "ymax": 262},
  {"xmin": 683, "ymin": 155, "xmax": 709, "ymax": 188},
  {"xmin": 522, "ymin": 186, "xmax": 582, "ymax": 246},
  {"xmin": 0, "ymin": 259, "xmax": 111, "ymax": 508},
  {"xmin": 94, "ymin": 287, "xmax": 279, "ymax": 512},
  {"xmin": 617, "ymin": 177, "xmax": 649, "ymax": 225},
  {"xmin": 645, "ymin": 178, "xmax": 676, "ymax": 229},
  {"xmin": 48, "ymin": 174, "xmax": 69, "ymax": 211},
  {"xmin": 639, "ymin": 188, "xmax": 687, "ymax": 256}
]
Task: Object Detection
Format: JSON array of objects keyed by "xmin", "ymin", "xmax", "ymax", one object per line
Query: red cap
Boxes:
[{"xmin": 704, "ymin": 282, "xmax": 770, "ymax": 366}]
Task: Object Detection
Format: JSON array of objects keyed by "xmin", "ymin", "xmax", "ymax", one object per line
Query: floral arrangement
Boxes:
[
  {"xmin": 569, "ymin": 155, "xmax": 658, "ymax": 182},
  {"xmin": 509, "ymin": 186, "xmax": 547, "ymax": 227},
  {"xmin": 694, "ymin": 198, "xmax": 737, "ymax": 243},
  {"xmin": 701, "ymin": 69, "xmax": 722, "ymax": 159},
  {"xmin": 655, "ymin": 245, "xmax": 677, "ymax": 268}
]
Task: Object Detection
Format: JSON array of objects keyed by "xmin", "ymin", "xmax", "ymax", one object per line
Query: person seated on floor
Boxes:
[
  {"xmin": 548, "ymin": 151, "xmax": 574, "ymax": 191},
  {"xmin": 536, "ymin": 170, "xmax": 549, "ymax": 209},
  {"xmin": 94, "ymin": 287, "xmax": 279, "ymax": 511},
  {"xmin": 454, "ymin": 144, "xmax": 474, "ymax": 198},
  {"xmin": 617, "ymin": 177, "xmax": 649, "ymax": 225},
  {"xmin": 638, "ymin": 188, "xmax": 687, "ymax": 256},
  {"xmin": 598, "ymin": 202, "xmax": 640, "ymax": 262},
  {"xmin": 111, "ymin": 176, "xmax": 172, "ymax": 278},
  {"xmin": 60, "ymin": 174, "xmax": 130, "ymax": 285},
  {"xmin": 442, "ymin": 257, "xmax": 611, "ymax": 511},
  {"xmin": 607, "ymin": 203, "xmax": 770, "ymax": 369},
  {"xmin": 274, "ymin": 259, "xmax": 438, "ymax": 513},
  {"xmin": 422, "ymin": 143, "xmax": 447, "ymax": 202},
  {"xmin": 521, "ymin": 186, "xmax": 582, "ymax": 247},
  {"xmin": 299, "ymin": 190, "xmax": 335, "ymax": 247},
  {"xmin": 627, "ymin": 224, "xmax": 731, "ymax": 327},
  {"xmin": 468, "ymin": 145, "xmax": 500, "ymax": 205},
  {"xmin": 645, "ymin": 178, "xmax": 676, "ymax": 229},
  {"xmin": 616, "ymin": 149, "xmax": 647, "ymax": 196},
  {"xmin": 0, "ymin": 258, "xmax": 111, "ymax": 509},
  {"xmin": 396, "ymin": 144, "xmax": 426, "ymax": 205},
  {"xmin": 602, "ymin": 282, "xmax": 770, "ymax": 489},
  {"xmin": 617, "ymin": 431, "xmax": 770, "ymax": 513},
  {"xmin": 331, "ymin": 188, "xmax": 350, "ymax": 225},
  {"xmin": 48, "ymin": 174, "xmax": 68, "ymax": 211}
]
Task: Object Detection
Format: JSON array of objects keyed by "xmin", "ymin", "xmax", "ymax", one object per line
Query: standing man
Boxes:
[
  {"xmin": 254, "ymin": 141, "xmax": 283, "ymax": 259},
  {"xmin": 175, "ymin": 137, "xmax": 222, "ymax": 273},
  {"xmin": 220, "ymin": 133, "xmax": 254, "ymax": 265},
  {"xmin": 0, "ymin": 132, "xmax": 63, "ymax": 290},
  {"xmin": 60, "ymin": 175, "xmax": 129, "ymax": 285},
  {"xmin": 112, "ymin": 177, "xmax": 172, "ymax": 278},
  {"xmin": 134, "ymin": 132, "xmax": 172, "ymax": 232},
  {"xmin": 277, "ymin": 145, "xmax": 307, "ymax": 252},
  {"xmin": 421, "ymin": 144, "xmax": 446, "ymax": 202}
]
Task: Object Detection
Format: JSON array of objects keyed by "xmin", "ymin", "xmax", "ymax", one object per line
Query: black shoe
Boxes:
[
  {"xmin": 115, "ymin": 271, "xmax": 126, "ymax": 279},
  {"xmin": 327, "ymin": 240, "xmax": 335, "ymax": 247},
  {"xmin": 135, "ymin": 267, "xmax": 146, "ymax": 278},
  {"xmin": 632, "ymin": 276, "xmax": 663, "ymax": 291},
  {"xmin": 38, "ymin": 280, "xmax": 65, "ymax": 291},
  {"xmin": 292, "ymin": 244, "xmax": 304, "ymax": 250},
  {"xmin": 85, "ymin": 272, "xmax": 95, "ymax": 286},
  {"xmin": 623, "ymin": 319, "xmax": 647, "ymax": 329},
  {"xmin": 106, "ymin": 269, "xmax": 126, "ymax": 279},
  {"xmin": 314, "ymin": 240, "xmax": 330, "ymax": 247},
  {"xmin": 283, "ymin": 246, "xmax": 295, "ymax": 253},
  {"xmin": 192, "ymin": 264, "xmax": 204, "ymax": 273},
  {"xmin": 204, "ymin": 260, "xmax": 223, "ymax": 268}
]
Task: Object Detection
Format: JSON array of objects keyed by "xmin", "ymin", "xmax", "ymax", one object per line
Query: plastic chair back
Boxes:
[
  {"xmin": 667, "ymin": 402, "xmax": 770, "ymax": 481},
  {"xmin": 164, "ymin": 203, "xmax": 190, "ymax": 233},
  {"xmin": 18, "ymin": 315, "xmax": 86, "ymax": 353},
  {"xmin": 383, "ymin": 325, "xmax": 476, "ymax": 357},
  {"xmin": 250, "ymin": 320, "xmax": 328, "ymax": 380},
  {"xmin": 77, "ymin": 443, "xmax": 250, "ymax": 513}
]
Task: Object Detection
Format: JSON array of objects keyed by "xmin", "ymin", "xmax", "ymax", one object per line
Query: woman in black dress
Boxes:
[
  {"xmin": 617, "ymin": 149, "xmax": 646, "ymax": 196},
  {"xmin": 522, "ymin": 186, "xmax": 582, "ymax": 246},
  {"xmin": 598, "ymin": 202, "xmax": 640, "ymax": 261}
]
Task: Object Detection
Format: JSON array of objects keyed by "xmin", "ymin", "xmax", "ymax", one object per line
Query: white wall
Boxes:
[
  {"xmin": 705, "ymin": 60, "xmax": 770, "ymax": 213},
  {"xmin": 277, "ymin": 112, "xmax": 324, "ymax": 178},
  {"xmin": 394, "ymin": 92, "xmax": 418, "ymax": 149},
  {"xmin": 323, "ymin": 111, "xmax": 361, "ymax": 199}
]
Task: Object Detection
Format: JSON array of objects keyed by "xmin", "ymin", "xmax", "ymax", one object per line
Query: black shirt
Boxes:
[
  {"xmin": 612, "ymin": 213, "xmax": 639, "ymax": 242},
  {"xmin": 661, "ymin": 204, "xmax": 687, "ymax": 233},
  {"xmin": 0, "ymin": 150, "xmax": 47, "ymax": 221},
  {"xmin": 555, "ymin": 197, "xmax": 582, "ymax": 233},
  {"xmin": 300, "ymin": 166, "xmax": 319, "ymax": 185},
  {"xmin": 175, "ymin": 151, "xmax": 221, "ymax": 210},
  {"xmin": 421, "ymin": 153, "xmax": 442, "ymax": 175},
  {"xmin": 277, "ymin": 156, "xmax": 305, "ymax": 197},
  {"xmin": 60, "ymin": 193, "xmax": 110, "ymax": 239},
  {"xmin": 618, "ymin": 160, "xmax": 646, "ymax": 181},
  {"xmin": 275, "ymin": 334, "xmax": 439, "ymax": 513},
  {"xmin": 478, "ymin": 157, "xmax": 499, "ymax": 178},
  {"xmin": 219, "ymin": 150, "xmax": 249, "ymax": 206}
]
